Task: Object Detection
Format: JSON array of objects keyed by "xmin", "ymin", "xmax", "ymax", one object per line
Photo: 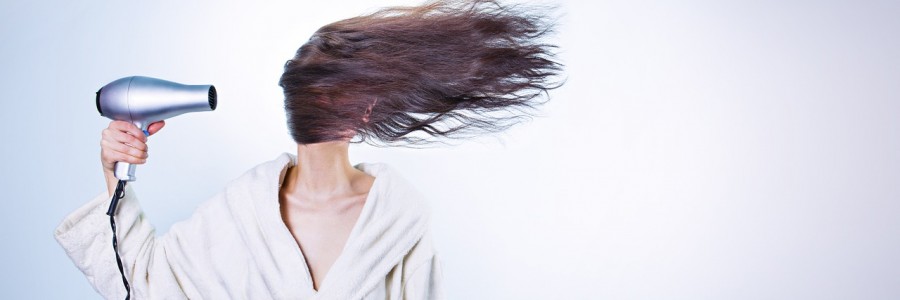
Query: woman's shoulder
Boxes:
[
  {"xmin": 217, "ymin": 153, "xmax": 293, "ymax": 192},
  {"xmin": 191, "ymin": 153, "xmax": 294, "ymax": 215},
  {"xmin": 354, "ymin": 161, "xmax": 432, "ymax": 216}
]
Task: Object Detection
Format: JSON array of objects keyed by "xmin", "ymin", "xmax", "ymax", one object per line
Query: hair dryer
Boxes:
[{"xmin": 96, "ymin": 76, "xmax": 217, "ymax": 181}]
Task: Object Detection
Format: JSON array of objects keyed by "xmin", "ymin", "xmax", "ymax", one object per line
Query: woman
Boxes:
[{"xmin": 55, "ymin": 0, "xmax": 562, "ymax": 299}]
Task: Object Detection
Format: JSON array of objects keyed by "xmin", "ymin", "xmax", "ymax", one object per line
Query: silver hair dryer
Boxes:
[{"xmin": 96, "ymin": 76, "xmax": 217, "ymax": 181}]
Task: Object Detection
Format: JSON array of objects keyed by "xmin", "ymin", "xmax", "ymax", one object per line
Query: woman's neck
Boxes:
[{"xmin": 282, "ymin": 141, "xmax": 366, "ymax": 202}]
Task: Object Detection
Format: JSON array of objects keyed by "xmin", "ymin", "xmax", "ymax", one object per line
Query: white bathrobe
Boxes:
[{"xmin": 55, "ymin": 153, "xmax": 443, "ymax": 299}]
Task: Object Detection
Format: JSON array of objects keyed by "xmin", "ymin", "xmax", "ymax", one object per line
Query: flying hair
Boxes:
[{"xmin": 279, "ymin": 0, "xmax": 564, "ymax": 146}]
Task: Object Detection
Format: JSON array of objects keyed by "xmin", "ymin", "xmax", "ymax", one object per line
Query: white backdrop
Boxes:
[{"xmin": 1, "ymin": 0, "xmax": 898, "ymax": 299}]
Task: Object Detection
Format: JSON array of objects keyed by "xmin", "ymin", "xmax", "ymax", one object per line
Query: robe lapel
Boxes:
[{"xmin": 247, "ymin": 153, "xmax": 317, "ymax": 298}]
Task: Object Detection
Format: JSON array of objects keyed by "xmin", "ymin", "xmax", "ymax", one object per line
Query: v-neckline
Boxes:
[{"xmin": 272, "ymin": 158, "xmax": 381, "ymax": 295}]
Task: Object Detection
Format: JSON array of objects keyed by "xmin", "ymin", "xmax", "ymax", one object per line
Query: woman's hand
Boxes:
[{"xmin": 100, "ymin": 120, "xmax": 165, "ymax": 196}]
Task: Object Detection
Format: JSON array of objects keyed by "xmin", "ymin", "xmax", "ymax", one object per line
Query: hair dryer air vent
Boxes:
[{"xmin": 209, "ymin": 85, "xmax": 218, "ymax": 110}]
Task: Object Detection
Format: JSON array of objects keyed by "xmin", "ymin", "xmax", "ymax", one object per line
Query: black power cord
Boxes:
[{"xmin": 107, "ymin": 180, "xmax": 131, "ymax": 300}]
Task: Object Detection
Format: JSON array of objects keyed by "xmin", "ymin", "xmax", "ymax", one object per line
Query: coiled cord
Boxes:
[{"xmin": 107, "ymin": 180, "xmax": 131, "ymax": 300}]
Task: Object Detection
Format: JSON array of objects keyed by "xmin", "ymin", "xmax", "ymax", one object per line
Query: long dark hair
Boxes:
[{"xmin": 279, "ymin": 0, "xmax": 563, "ymax": 145}]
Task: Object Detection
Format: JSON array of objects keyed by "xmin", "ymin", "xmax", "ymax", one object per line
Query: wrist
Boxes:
[{"xmin": 104, "ymin": 169, "xmax": 118, "ymax": 196}]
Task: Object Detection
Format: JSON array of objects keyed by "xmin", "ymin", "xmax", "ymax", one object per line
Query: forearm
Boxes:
[
  {"xmin": 54, "ymin": 185, "xmax": 185, "ymax": 299},
  {"xmin": 55, "ymin": 185, "xmax": 144, "ymax": 298}
]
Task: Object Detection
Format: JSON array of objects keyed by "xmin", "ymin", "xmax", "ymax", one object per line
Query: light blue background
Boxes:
[{"xmin": 2, "ymin": 0, "xmax": 899, "ymax": 299}]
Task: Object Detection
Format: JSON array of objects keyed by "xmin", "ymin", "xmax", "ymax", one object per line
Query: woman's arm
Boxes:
[
  {"xmin": 54, "ymin": 120, "xmax": 193, "ymax": 299},
  {"xmin": 54, "ymin": 185, "xmax": 189, "ymax": 299}
]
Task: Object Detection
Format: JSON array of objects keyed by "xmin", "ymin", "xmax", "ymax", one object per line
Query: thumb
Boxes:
[{"xmin": 147, "ymin": 120, "xmax": 166, "ymax": 136}]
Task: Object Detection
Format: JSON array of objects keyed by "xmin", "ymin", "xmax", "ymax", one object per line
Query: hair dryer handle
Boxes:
[
  {"xmin": 114, "ymin": 161, "xmax": 138, "ymax": 181},
  {"xmin": 114, "ymin": 122, "xmax": 150, "ymax": 181}
]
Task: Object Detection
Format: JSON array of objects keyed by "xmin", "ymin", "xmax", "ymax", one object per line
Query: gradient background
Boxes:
[{"xmin": 1, "ymin": 0, "xmax": 898, "ymax": 299}]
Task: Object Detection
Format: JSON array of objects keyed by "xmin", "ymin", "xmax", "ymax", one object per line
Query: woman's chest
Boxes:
[{"xmin": 280, "ymin": 198, "xmax": 367, "ymax": 289}]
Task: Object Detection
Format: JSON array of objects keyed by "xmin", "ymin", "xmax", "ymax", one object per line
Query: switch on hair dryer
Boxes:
[{"xmin": 96, "ymin": 76, "xmax": 217, "ymax": 181}]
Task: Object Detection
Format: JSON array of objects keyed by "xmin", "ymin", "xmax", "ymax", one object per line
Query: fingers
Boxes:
[
  {"xmin": 101, "ymin": 144, "xmax": 147, "ymax": 164},
  {"xmin": 103, "ymin": 127, "xmax": 148, "ymax": 151},
  {"xmin": 108, "ymin": 120, "xmax": 147, "ymax": 143},
  {"xmin": 101, "ymin": 138, "xmax": 148, "ymax": 160},
  {"xmin": 147, "ymin": 120, "xmax": 166, "ymax": 136}
]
